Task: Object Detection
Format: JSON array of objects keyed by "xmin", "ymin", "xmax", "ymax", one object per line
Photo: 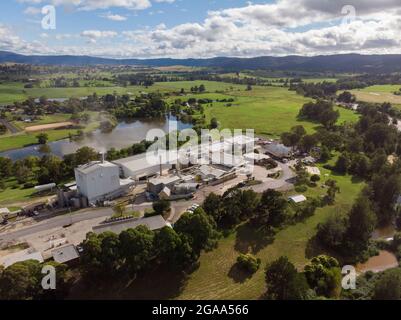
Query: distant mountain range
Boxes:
[{"xmin": 2, "ymin": 51, "xmax": 401, "ymax": 73}]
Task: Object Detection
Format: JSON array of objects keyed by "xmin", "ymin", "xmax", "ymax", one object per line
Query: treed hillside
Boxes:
[{"xmin": 2, "ymin": 51, "xmax": 401, "ymax": 73}]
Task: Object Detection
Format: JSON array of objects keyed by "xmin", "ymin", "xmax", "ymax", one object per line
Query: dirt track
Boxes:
[{"xmin": 25, "ymin": 121, "xmax": 74, "ymax": 132}]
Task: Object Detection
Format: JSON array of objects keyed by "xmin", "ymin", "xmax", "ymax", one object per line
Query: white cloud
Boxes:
[
  {"xmin": 100, "ymin": 13, "xmax": 127, "ymax": 21},
  {"xmin": 23, "ymin": 6, "xmax": 42, "ymax": 15},
  {"xmin": 8, "ymin": 0, "xmax": 401, "ymax": 58}
]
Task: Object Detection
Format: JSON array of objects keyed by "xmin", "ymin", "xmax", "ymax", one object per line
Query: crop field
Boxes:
[
  {"xmin": 177, "ymin": 162, "xmax": 364, "ymax": 300},
  {"xmin": 350, "ymin": 85, "xmax": 401, "ymax": 105}
]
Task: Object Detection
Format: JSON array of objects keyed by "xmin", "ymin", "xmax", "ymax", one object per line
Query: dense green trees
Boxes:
[
  {"xmin": 317, "ymin": 196, "xmax": 376, "ymax": 257},
  {"xmin": 202, "ymin": 189, "xmax": 260, "ymax": 229},
  {"xmin": 80, "ymin": 208, "xmax": 219, "ymax": 284},
  {"xmin": 265, "ymin": 256, "xmax": 309, "ymax": 300},
  {"xmin": 252, "ymin": 189, "xmax": 288, "ymax": 232},
  {"xmin": 304, "ymin": 255, "xmax": 342, "ymax": 298},
  {"xmin": 174, "ymin": 208, "xmax": 219, "ymax": 253},
  {"xmin": 298, "ymin": 100, "xmax": 340, "ymax": 128},
  {"xmin": 0, "ymin": 260, "xmax": 71, "ymax": 300},
  {"xmin": 373, "ymin": 269, "xmax": 401, "ymax": 300}
]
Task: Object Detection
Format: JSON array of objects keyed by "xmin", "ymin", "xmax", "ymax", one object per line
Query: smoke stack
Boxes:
[{"xmin": 101, "ymin": 153, "xmax": 105, "ymax": 164}]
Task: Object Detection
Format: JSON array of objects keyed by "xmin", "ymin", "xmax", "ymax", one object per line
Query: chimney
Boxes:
[{"xmin": 101, "ymin": 152, "xmax": 105, "ymax": 164}]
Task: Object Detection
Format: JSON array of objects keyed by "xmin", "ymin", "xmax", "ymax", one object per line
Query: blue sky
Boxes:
[{"xmin": 0, "ymin": 1, "xmax": 400, "ymax": 58}]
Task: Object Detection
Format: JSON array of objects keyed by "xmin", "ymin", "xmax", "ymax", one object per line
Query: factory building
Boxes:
[{"xmin": 75, "ymin": 160, "xmax": 134, "ymax": 204}]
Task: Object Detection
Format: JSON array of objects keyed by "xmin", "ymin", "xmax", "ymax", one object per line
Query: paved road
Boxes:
[
  {"xmin": 0, "ymin": 208, "xmax": 113, "ymax": 243},
  {"xmin": 0, "ymin": 118, "xmax": 20, "ymax": 134}
]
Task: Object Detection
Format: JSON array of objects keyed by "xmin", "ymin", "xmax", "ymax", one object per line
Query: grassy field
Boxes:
[
  {"xmin": 350, "ymin": 85, "xmax": 401, "ymax": 105},
  {"xmin": 177, "ymin": 163, "xmax": 364, "ymax": 300},
  {"xmin": 0, "ymin": 112, "xmax": 102, "ymax": 152},
  {"xmin": 197, "ymin": 86, "xmax": 358, "ymax": 137},
  {"xmin": 0, "ymin": 80, "xmax": 247, "ymax": 105},
  {"xmin": 12, "ymin": 114, "xmax": 73, "ymax": 130}
]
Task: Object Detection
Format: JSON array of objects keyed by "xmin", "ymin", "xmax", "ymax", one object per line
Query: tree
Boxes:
[
  {"xmin": 152, "ymin": 200, "xmax": 171, "ymax": 216},
  {"xmin": 154, "ymin": 227, "xmax": 197, "ymax": 269},
  {"xmin": 36, "ymin": 133, "xmax": 48, "ymax": 145},
  {"xmin": 373, "ymin": 269, "xmax": 401, "ymax": 300},
  {"xmin": 252, "ymin": 189, "xmax": 288, "ymax": 231},
  {"xmin": 304, "ymin": 255, "xmax": 341, "ymax": 298},
  {"xmin": 337, "ymin": 91, "xmax": 355, "ymax": 103},
  {"xmin": 174, "ymin": 208, "xmax": 219, "ymax": 253},
  {"xmin": 237, "ymin": 253, "xmax": 261, "ymax": 274},
  {"xmin": 324, "ymin": 179, "xmax": 340, "ymax": 205},
  {"xmin": 0, "ymin": 260, "xmax": 42, "ymax": 300},
  {"xmin": 299, "ymin": 134, "xmax": 318, "ymax": 153},
  {"xmin": 210, "ymin": 117, "xmax": 219, "ymax": 129},
  {"xmin": 350, "ymin": 154, "xmax": 370, "ymax": 178},
  {"xmin": 0, "ymin": 157, "xmax": 12, "ymax": 179},
  {"xmin": 203, "ymin": 193, "xmax": 223, "ymax": 222},
  {"xmin": 345, "ymin": 196, "xmax": 377, "ymax": 251},
  {"xmin": 334, "ymin": 152, "xmax": 351, "ymax": 174},
  {"xmin": 316, "ymin": 212, "xmax": 348, "ymax": 250},
  {"xmin": 0, "ymin": 124, "xmax": 6, "ymax": 135},
  {"xmin": 113, "ymin": 202, "xmax": 126, "ymax": 217},
  {"xmin": 75, "ymin": 146, "xmax": 99, "ymax": 165},
  {"xmin": 80, "ymin": 232, "xmax": 103, "ymax": 279},
  {"xmin": 119, "ymin": 226, "xmax": 155, "ymax": 276},
  {"xmin": 99, "ymin": 232, "xmax": 121, "ymax": 275},
  {"xmin": 265, "ymin": 256, "xmax": 309, "ymax": 300},
  {"xmin": 199, "ymin": 84, "xmax": 206, "ymax": 93},
  {"xmin": 14, "ymin": 164, "xmax": 30, "ymax": 184}
]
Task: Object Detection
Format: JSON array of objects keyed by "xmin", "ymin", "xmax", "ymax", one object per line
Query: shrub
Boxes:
[
  {"xmin": 237, "ymin": 253, "xmax": 261, "ymax": 274},
  {"xmin": 23, "ymin": 183, "xmax": 35, "ymax": 189},
  {"xmin": 295, "ymin": 185, "xmax": 308, "ymax": 193},
  {"xmin": 310, "ymin": 174, "xmax": 321, "ymax": 182}
]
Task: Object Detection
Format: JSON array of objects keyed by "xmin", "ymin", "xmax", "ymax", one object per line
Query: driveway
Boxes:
[{"xmin": 0, "ymin": 118, "xmax": 20, "ymax": 134}]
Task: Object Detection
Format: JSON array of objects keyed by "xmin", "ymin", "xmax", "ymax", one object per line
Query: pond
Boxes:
[
  {"xmin": 0, "ymin": 116, "xmax": 192, "ymax": 160},
  {"xmin": 356, "ymin": 250, "xmax": 399, "ymax": 274}
]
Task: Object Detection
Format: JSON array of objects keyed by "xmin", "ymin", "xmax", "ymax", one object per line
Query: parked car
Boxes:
[{"xmin": 187, "ymin": 204, "xmax": 200, "ymax": 213}]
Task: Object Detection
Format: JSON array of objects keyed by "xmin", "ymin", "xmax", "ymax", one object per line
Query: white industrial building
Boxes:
[
  {"xmin": 113, "ymin": 150, "xmax": 180, "ymax": 180},
  {"xmin": 75, "ymin": 161, "xmax": 134, "ymax": 204}
]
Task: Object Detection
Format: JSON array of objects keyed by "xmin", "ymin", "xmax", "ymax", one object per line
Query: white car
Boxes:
[{"xmin": 187, "ymin": 204, "xmax": 200, "ymax": 213}]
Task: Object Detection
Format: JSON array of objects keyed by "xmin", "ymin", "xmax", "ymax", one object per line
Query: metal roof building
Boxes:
[
  {"xmin": 93, "ymin": 215, "xmax": 169, "ymax": 235},
  {"xmin": 51, "ymin": 244, "xmax": 80, "ymax": 264}
]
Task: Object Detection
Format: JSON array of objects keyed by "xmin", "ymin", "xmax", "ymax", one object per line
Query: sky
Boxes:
[{"xmin": 0, "ymin": 0, "xmax": 400, "ymax": 58}]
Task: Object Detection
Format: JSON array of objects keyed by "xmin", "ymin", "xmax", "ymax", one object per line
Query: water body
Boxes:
[
  {"xmin": 356, "ymin": 250, "xmax": 399, "ymax": 274},
  {"xmin": 0, "ymin": 116, "xmax": 192, "ymax": 160}
]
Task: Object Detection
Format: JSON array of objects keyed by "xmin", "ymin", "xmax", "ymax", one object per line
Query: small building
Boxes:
[
  {"xmin": 306, "ymin": 166, "xmax": 321, "ymax": 176},
  {"xmin": 265, "ymin": 143, "xmax": 293, "ymax": 159},
  {"xmin": 174, "ymin": 183, "xmax": 200, "ymax": 195},
  {"xmin": 93, "ymin": 215, "xmax": 170, "ymax": 235},
  {"xmin": 289, "ymin": 195, "xmax": 307, "ymax": 204},
  {"xmin": 51, "ymin": 244, "xmax": 80, "ymax": 265},
  {"xmin": 244, "ymin": 152, "xmax": 270, "ymax": 164},
  {"xmin": 159, "ymin": 186, "xmax": 172, "ymax": 200},
  {"xmin": 34, "ymin": 183, "xmax": 56, "ymax": 193},
  {"xmin": 0, "ymin": 208, "xmax": 10, "ymax": 216},
  {"xmin": 147, "ymin": 175, "xmax": 181, "ymax": 195},
  {"xmin": 198, "ymin": 165, "xmax": 226, "ymax": 182}
]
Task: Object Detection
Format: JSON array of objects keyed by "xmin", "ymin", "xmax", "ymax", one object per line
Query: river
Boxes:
[{"xmin": 0, "ymin": 116, "xmax": 192, "ymax": 160}]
